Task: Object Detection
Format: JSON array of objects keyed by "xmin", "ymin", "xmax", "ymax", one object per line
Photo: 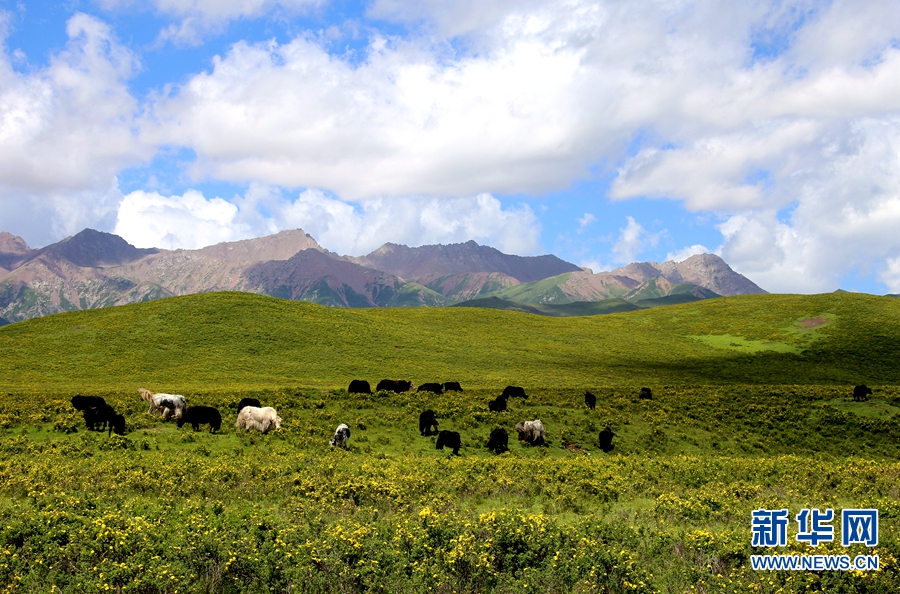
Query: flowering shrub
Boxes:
[{"xmin": 0, "ymin": 382, "xmax": 897, "ymax": 591}]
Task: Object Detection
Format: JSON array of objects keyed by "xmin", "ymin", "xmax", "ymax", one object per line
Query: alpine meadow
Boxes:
[{"xmin": 1, "ymin": 291, "xmax": 900, "ymax": 593}]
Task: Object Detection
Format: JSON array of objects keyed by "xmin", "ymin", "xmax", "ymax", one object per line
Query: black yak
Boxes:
[
  {"xmin": 108, "ymin": 414, "xmax": 126, "ymax": 436},
  {"xmin": 436, "ymin": 430, "xmax": 461, "ymax": 455},
  {"xmin": 376, "ymin": 379, "xmax": 413, "ymax": 393},
  {"xmin": 83, "ymin": 404, "xmax": 116, "ymax": 432},
  {"xmin": 598, "ymin": 426, "xmax": 616, "ymax": 452},
  {"xmin": 237, "ymin": 398, "xmax": 262, "ymax": 412},
  {"xmin": 419, "ymin": 410, "xmax": 439, "ymax": 436},
  {"xmin": 502, "ymin": 385, "xmax": 527, "ymax": 399},
  {"xmin": 584, "ymin": 391, "xmax": 596, "ymax": 410},
  {"xmin": 853, "ymin": 385, "xmax": 873, "ymax": 402},
  {"xmin": 639, "ymin": 387, "xmax": 653, "ymax": 400},
  {"xmin": 443, "ymin": 382, "xmax": 463, "ymax": 392},
  {"xmin": 177, "ymin": 406, "xmax": 222, "ymax": 433},
  {"xmin": 417, "ymin": 383, "xmax": 444, "ymax": 394},
  {"xmin": 488, "ymin": 395, "xmax": 508, "ymax": 412},
  {"xmin": 486, "ymin": 428, "xmax": 509, "ymax": 454},
  {"xmin": 71, "ymin": 395, "xmax": 106, "ymax": 411},
  {"xmin": 348, "ymin": 380, "xmax": 372, "ymax": 394}
]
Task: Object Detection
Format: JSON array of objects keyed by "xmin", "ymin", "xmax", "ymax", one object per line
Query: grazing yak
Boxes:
[
  {"xmin": 853, "ymin": 385, "xmax": 873, "ymax": 402},
  {"xmin": 83, "ymin": 404, "xmax": 116, "ymax": 432},
  {"xmin": 71, "ymin": 395, "xmax": 106, "ymax": 411},
  {"xmin": 486, "ymin": 428, "xmax": 509, "ymax": 454},
  {"xmin": 584, "ymin": 391, "xmax": 596, "ymax": 410},
  {"xmin": 443, "ymin": 382, "xmax": 463, "ymax": 392},
  {"xmin": 237, "ymin": 398, "xmax": 262, "ymax": 412},
  {"xmin": 177, "ymin": 406, "xmax": 222, "ymax": 433},
  {"xmin": 348, "ymin": 380, "xmax": 372, "ymax": 394},
  {"xmin": 436, "ymin": 430, "xmax": 462, "ymax": 455},
  {"xmin": 502, "ymin": 385, "xmax": 527, "ymax": 399},
  {"xmin": 140, "ymin": 389, "xmax": 186, "ymax": 419},
  {"xmin": 153, "ymin": 394, "xmax": 186, "ymax": 419},
  {"xmin": 376, "ymin": 379, "xmax": 414, "ymax": 393},
  {"xmin": 598, "ymin": 426, "xmax": 616, "ymax": 452},
  {"xmin": 639, "ymin": 387, "xmax": 653, "ymax": 400},
  {"xmin": 488, "ymin": 395, "xmax": 508, "ymax": 413},
  {"xmin": 108, "ymin": 413, "xmax": 126, "ymax": 436},
  {"xmin": 236, "ymin": 406, "xmax": 282, "ymax": 434},
  {"xmin": 515, "ymin": 420, "xmax": 546, "ymax": 446},
  {"xmin": 419, "ymin": 410, "xmax": 439, "ymax": 436},
  {"xmin": 329, "ymin": 423, "xmax": 351, "ymax": 448},
  {"xmin": 417, "ymin": 383, "xmax": 444, "ymax": 394}
]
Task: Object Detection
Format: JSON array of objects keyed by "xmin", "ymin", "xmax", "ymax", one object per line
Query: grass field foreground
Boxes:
[{"xmin": 0, "ymin": 292, "xmax": 899, "ymax": 592}]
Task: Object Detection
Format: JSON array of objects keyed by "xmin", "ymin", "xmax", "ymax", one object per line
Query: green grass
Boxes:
[
  {"xmin": 0, "ymin": 291, "xmax": 898, "ymax": 392},
  {"xmin": 2, "ymin": 291, "xmax": 900, "ymax": 592},
  {"xmin": 452, "ymin": 296, "xmax": 640, "ymax": 316}
]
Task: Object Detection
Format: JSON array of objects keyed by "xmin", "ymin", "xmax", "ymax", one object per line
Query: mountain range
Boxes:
[{"xmin": 0, "ymin": 228, "xmax": 766, "ymax": 323}]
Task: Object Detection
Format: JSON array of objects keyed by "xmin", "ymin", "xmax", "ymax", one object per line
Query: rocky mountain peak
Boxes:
[
  {"xmin": 0, "ymin": 232, "xmax": 32, "ymax": 271},
  {"xmin": 38, "ymin": 229, "xmax": 158, "ymax": 268},
  {"xmin": 609, "ymin": 253, "xmax": 765, "ymax": 297},
  {"xmin": 0, "ymin": 232, "xmax": 31, "ymax": 255},
  {"xmin": 196, "ymin": 229, "xmax": 322, "ymax": 262},
  {"xmin": 355, "ymin": 239, "xmax": 581, "ymax": 283}
]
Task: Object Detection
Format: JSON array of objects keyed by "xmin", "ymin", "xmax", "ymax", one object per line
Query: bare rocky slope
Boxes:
[{"xmin": 0, "ymin": 228, "xmax": 766, "ymax": 322}]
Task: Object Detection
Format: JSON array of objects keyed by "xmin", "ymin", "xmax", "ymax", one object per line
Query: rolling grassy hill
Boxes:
[
  {"xmin": 2, "ymin": 291, "xmax": 900, "ymax": 592},
  {"xmin": 1, "ymin": 290, "xmax": 898, "ymax": 392}
]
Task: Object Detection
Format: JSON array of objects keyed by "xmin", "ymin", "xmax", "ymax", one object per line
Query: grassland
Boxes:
[
  {"xmin": 0, "ymin": 291, "xmax": 899, "ymax": 592},
  {"xmin": 0, "ymin": 290, "xmax": 898, "ymax": 392}
]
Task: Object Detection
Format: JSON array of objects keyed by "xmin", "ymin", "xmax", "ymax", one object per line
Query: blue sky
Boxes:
[{"xmin": 1, "ymin": 0, "xmax": 900, "ymax": 294}]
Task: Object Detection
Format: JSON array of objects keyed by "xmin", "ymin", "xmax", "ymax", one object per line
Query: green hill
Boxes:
[
  {"xmin": 2, "ymin": 290, "xmax": 900, "ymax": 592},
  {"xmin": 452, "ymin": 296, "xmax": 640, "ymax": 316},
  {"xmin": 1, "ymin": 290, "xmax": 898, "ymax": 392}
]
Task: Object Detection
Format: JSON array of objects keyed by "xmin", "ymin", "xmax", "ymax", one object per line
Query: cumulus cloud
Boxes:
[
  {"xmin": 144, "ymin": 30, "xmax": 589, "ymax": 198},
  {"xmin": 113, "ymin": 186, "xmax": 542, "ymax": 255},
  {"xmin": 576, "ymin": 213, "xmax": 596, "ymax": 233},
  {"xmin": 99, "ymin": 0, "xmax": 323, "ymax": 45},
  {"xmin": 611, "ymin": 216, "xmax": 659, "ymax": 265},
  {"xmin": 114, "ymin": 189, "xmax": 249, "ymax": 249},
  {"xmin": 0, "ymin": 13, "xmax": 144, "ymax": 190},
  {"xmin": 0, "ymin": 13, "xmax": 149, "ymax": 247},
  {"xmin": 880, "ymin": 257, "xmax": 900, "ymax": 294},
  {"xmin": 667, "ymin": 244, "xmax": 710, "ymax": 262},
  {"xmin": 5, "ymin": 1, "xmax": 900, "ymax": 292},
  {"xmin": 716, "ymin": 118, "xmax": 900, "ymax": 293}
]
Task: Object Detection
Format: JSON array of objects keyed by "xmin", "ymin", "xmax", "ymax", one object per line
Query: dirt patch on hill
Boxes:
[{"xmin": 798, "ymin": 317, "xmax": 829, "ymax": 329}]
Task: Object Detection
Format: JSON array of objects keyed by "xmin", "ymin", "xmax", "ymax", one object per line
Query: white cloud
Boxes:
[
  {"xmin": 5, "ymin": 2, "xmax": 900, "ymax": 293},
  {"xmin": 99, "ymin": 0, "xmax": 324, "ymax": 45},
  {"xmin": 114, "ymin": 189, "xmax": 249, "ymax": 249},
  {"xmin": 0, "ymin": 13, "xmax": 150, "ymax": 247},
  {"xmin": 0, "ymin": 13, "xmax": 144, "ymax": 191},
  {"xmin": 144, "ymin": 31, "xmax": 590, "ymax": 197},
  {"xmin": 667, "ymin": 244, "xmax": 710, "ymax": 262},
  {"xmin": 880, "ymin": 257, "xmax": 900, "ymax": 294},
  {"xmin": 113, "ymin": 187, "xmax": 542, "ymax": 255},
  {"xmin": 576, "ymin": 213, "xmax": 596, "ymax": 232},
  {"xmin": 715, "ymin": 118, "xmax": 900, "ymax": 293},
  {"xmin": 611, "ymin": 216, "xmax": 658, "ymax": 265}
]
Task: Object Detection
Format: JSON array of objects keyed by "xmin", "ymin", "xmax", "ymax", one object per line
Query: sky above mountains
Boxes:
[{"xmin": 1, "ymin": 0, "xmax": 900, "ymax": 294}]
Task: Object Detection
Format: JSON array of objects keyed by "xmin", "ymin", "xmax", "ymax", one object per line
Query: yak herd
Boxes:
[
  {"xmin": 69, "ymin": 391, "xmax": 282, "ymax": 438},
  {"xmin": 346, "ymin": 379, "xmax": 611, "ymax": 455},
  {"xmin": 69, "ymin": 382, "xmax": 876, "ymax": 456}
]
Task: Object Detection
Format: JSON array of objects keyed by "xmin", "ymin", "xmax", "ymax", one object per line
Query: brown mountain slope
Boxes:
[
  {"xmin": 609, "ymin": 253, "xmax": 765, "ymax": 297},
  {"xmin": 0, "ymin": 232, "xmax": 32, "ymax": 272},
  {"xmin": 352, "ymin": 240, "xmax": 582, "ymax": 283},
  {"xmin": 195, "ymin": 229, "xmax": 322, "ymax": 262},
  {"xmin": 243, "ymin": 249, "xmax": 403, "ymax": 307},
  {"xmin": 0, "ymin": 229, "xmax": 333, "ymax": 321}
]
